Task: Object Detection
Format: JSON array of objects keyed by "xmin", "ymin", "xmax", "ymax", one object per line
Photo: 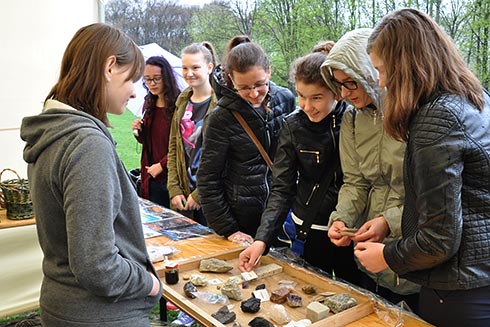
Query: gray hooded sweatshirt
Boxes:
[
  {"xmin": 20, "ymin": 100, "xmax": 160, "ymax": 326},
  {"xmin": 321, "ymin": 29, "xmax": 419, "ymax": 295}
]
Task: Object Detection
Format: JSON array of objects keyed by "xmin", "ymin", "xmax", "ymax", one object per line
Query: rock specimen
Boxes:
[
  {"xmin": 301, "ymin": 284, "xmax": 317, "ymax": 294},
  {"xmin": 199, "ymin": 258, "xmax": 234, "ymax": 273},
  {"xmin": 211, "ymin": 305, "xmax": 236, "ymax": 324},
  {"xmin": 324, "ymin": 293, "xmax": 357, "ymax": 313},
  {"xmin": 189, "ymin": 274, "xmax": 208, "ymax": 286},
  {"xmin": 306, "ymin": 301, "xmax": 330, "ymax": 322},
  {"xmin": 312, "ymin": 291, "xmax": 336, "ymax": 303},
  {"xmin": 269, "ymin": 304, "xmax": 291, "ymax": 324},
  {"xmin": 286, "ymin": 294, "xmax": 303, "ymax": 307},
  {"xmin": 255, "ymin": 284, "xmax": 266, "ymax": 290},
  {"xmin": 249, "ymin": 317, "xmax": 274, "ymax": 327},
  {"xmin": 254, "ymin": 263, "xmax": 283, "ymax": 278},
  {"xmin": 183, "ymin": 281, "xmax": 197, "ymax": 299},
  {"xmin": 241, "ymin": 297, "xmax": 261, "ymax": 313},
  {"xmin": 270, "ymin": 287, "xmax": 291, "ymax": 304},
  {"xmin": 283, "ymin": 319, "xmax": 313, "ymax": 327},
  {"xmin": 221, "ymin": 277, "xmax": 243, "ymax": 300}
]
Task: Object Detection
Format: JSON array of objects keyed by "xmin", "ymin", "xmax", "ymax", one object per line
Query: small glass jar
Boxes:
[{"xmin": 164, "ymin": 262, "xmax": 179, "ymax": 285}]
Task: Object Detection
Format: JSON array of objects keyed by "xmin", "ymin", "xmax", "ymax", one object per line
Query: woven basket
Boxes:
[{"xmin": 0, "ymin": 168, "xmax": 34, "ymax": 220}]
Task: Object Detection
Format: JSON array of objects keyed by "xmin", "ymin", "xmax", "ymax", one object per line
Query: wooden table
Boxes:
[
  {"xmin": 1, "ymin": 204, "xmax": 432, "ymax": 326},
  {"xmin": 146, "ymin": 233, "xmax": 245, "ymax": 276},
  {"xmin": 148, "ymin": 232, "xmax": 432, "ymax": 327},
  {"xmin": 0, "ymin": 209, "xmax": 35, "ymax": 229}
]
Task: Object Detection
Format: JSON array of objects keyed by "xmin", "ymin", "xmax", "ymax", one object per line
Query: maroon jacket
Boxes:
[{"xmin": 134, "ymin": 104, "xmax": 172, "ymax": 199}]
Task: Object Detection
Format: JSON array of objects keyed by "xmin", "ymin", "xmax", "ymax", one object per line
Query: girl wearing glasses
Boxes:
[
  {"xmin": 198, "ymin": 42, "xmax": 295, "ymax": 244},
  {"xmin": 167, "ymin": 42, "xmax": 217, "ymax": 225},
  {"xmin": 321, "ymin": 29, "xmax": 420, "ymax": 311},
  {"xmin": 131, "ymin": 56, "xmax": 180, "ymax": 207}
]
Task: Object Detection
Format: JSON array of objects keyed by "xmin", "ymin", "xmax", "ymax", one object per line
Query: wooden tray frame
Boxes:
[{"xmin": 161, "ymin": 248, "xmax": 374, "ymax": 327}]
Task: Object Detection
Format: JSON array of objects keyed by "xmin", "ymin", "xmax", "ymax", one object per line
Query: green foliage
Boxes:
[
  {"xmin": 108, "ymin": 110, "xmax": 142, "ymax": 171},
  {"xmin": 188, "ymin": 2, "xmax": 241, "ymax": 61},
  {"xmin": 106, "ymin": 0, "xmax": 490, "ymax": 90}
]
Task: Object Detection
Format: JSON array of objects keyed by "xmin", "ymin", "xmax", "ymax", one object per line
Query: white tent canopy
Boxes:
[{"xmin": 127, "ymin": 43, "xmax": 188, "ymax": 117}]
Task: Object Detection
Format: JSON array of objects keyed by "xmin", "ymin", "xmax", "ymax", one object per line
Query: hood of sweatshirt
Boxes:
[
  {"xmin": 320, "ymin": 28, "xmax": 382, "ymax": 110},
  {"xmin": 21, "ymin": 99, "xmax": 114, "ymax": 164}
]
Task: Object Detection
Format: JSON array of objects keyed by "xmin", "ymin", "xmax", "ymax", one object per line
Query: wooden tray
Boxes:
[{"xmin": 162, "ymin": 249, "xmax": 374, "ymax": 327}]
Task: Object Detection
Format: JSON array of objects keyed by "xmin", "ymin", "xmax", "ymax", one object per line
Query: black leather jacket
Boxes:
[
  {"xmin": 384, "ymin": 92, "xmax": 490, "ymax": 290},
  {"xmin": 255, "ymin": 103, "xmax": 346, "ymax": 246},
  {"xmin": 197, "ymin": 73, "xmax": 295, "ymax": 238}
]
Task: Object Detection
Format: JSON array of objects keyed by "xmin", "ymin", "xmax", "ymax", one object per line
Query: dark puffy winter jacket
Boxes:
[{"xmin": 197, "ymin": 71, "xmax": 295, "ymax": 238}]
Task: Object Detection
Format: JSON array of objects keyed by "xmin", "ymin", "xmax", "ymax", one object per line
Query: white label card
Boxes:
[
  {"xmin": 252, "ymin": 289, "xmax": 270, "ymax": 302},
  {"xmin": 241, "ymin": 270, "xmax": 258, "ymax": 281}
]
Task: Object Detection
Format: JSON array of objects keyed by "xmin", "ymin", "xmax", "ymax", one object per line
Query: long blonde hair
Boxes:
[{"xmin": 367, "ymin": 8, "xmax": 483, "ymax": 141}]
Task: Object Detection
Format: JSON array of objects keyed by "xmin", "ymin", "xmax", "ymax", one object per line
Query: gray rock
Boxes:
[
  {"xmin": 324, "ymin": 293, "xmax": 357, "ymax": 313},
  {"xmin": 199, "ymin": 258, "xmax": 234, "ymax": 273},
  {"xmin": 211, "ymin": 306, "xmax": 236, "ymax": 324}
]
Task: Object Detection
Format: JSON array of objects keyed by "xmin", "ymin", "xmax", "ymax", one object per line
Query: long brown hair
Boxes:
[
  {"xmin": 46, "ymin": 23, "xmax": 145, "ymax": 126},
  {"xmin": 367, "ymin": 8, "xmax": 483, "ymax": 141}
]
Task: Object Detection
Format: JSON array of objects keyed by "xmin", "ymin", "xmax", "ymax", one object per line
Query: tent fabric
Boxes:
[{"xmin": 127, "ymin": 43, "xmax": 188, "ymax": 117}]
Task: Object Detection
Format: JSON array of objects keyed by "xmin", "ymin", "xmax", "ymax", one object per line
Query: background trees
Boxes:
[{"xmin": 105, "ymin": 0, "xmax": 490, "ymax": 89}]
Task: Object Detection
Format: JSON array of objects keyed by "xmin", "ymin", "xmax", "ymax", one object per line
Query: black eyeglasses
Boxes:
[
  {"xmin": 331, "ymin": 78, "xmax": 358, "ymax": 91},
  {"xmin": 230, "ymin": 76, "xmax": 269, "ymax": 94},
  {"xmin": 143, "ymin": 76, "xmax": 163, "ymax": 85}
]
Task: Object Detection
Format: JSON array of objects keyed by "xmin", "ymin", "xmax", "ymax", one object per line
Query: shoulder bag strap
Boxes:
[{"xmin": 231, "ymin": 111, "xmax": 273, "ymax": 170}]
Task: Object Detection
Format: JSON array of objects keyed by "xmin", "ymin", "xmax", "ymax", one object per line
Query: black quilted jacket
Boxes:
[
  {"xmin": 197, "ymin": 74, "xmax": 295, "ymax": 238},
  {"xmin": 254, "ymin": 104, "xmax": 346, "ymax": 246},
  {"xmin": 384, "ymin": 92, "xmax": 490, "ymax": 290}
]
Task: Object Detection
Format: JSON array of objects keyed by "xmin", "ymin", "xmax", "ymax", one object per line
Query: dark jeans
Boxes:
[
  {"xmin": 149, "ymin": 180, "xmax": 170, "ymax": 208},
  {"xmin": 302, "ymin": 228, "xmax": 362, "ymax": 287},
  {"xmin": 419, "ymin": 285, "xmax": 490, "ymax": 327},
  {"xmin": 360, "ymin": 273, "xmax": 420, "ymax": 314},
  {"xmin": 192, "ymin": 208, "xmax": 207, "ymax": 226}
]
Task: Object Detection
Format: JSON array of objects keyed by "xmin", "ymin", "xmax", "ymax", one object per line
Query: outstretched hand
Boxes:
[{"xmin": 238, "ymin": 241, "xmax": 266, "ymax": 272}]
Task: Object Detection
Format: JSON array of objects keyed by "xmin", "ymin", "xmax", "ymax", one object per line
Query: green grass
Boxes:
[{"xmin": 108, "ymin": 109, "xmax": 142, "ymax": 171}]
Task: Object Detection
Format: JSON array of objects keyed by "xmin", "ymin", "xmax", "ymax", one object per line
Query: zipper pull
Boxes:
[
  {"xmin": 305, "ymin": 183, "xmax": 319, "ymax": 206},
  {"xmin": 332, "ymin": 114, "xmax": 336, "ymax": 129}
]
